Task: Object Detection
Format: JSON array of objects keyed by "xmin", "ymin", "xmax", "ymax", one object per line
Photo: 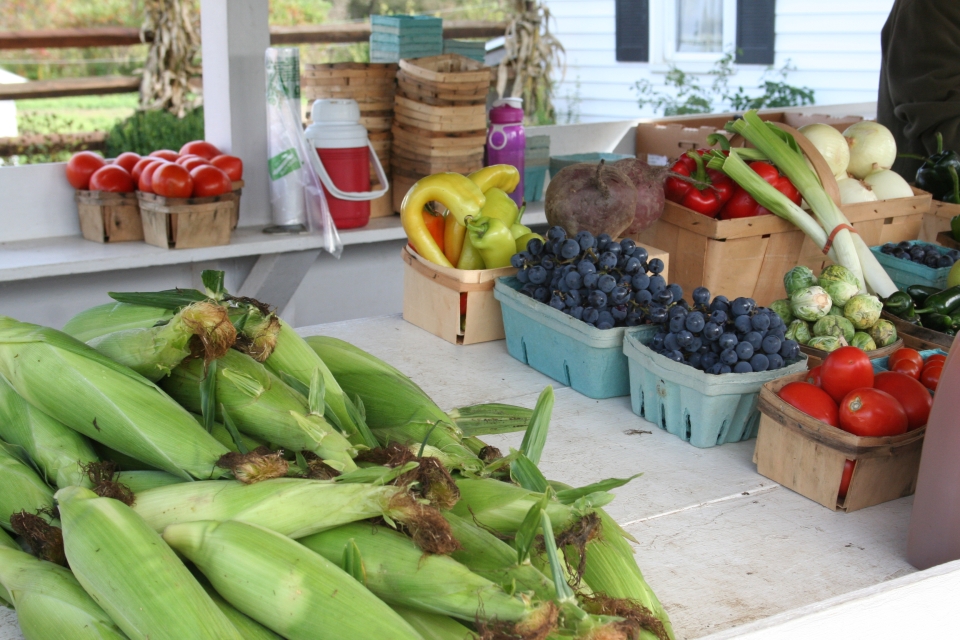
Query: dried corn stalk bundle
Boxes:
[
  {"xmin": 497, "ymin": 0, "xmax": 565, "ymax": 123},
  {"xmin": 140, "ymin": 0, "xmax": 202, "ymax": 117}
]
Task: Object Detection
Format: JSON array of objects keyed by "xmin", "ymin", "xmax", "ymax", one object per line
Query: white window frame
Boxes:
[{"xmin": 649, "ymin": 0, "xmax": 738, "ymax": 72}]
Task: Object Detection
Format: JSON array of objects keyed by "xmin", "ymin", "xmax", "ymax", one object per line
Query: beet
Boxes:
[
  {"xmin": 545, "ymin": 160, "xmax": 638, "ymax": 238},
  {"xmin": 613, "ymin": 157, "xmax": 666, "ymax": 235}
]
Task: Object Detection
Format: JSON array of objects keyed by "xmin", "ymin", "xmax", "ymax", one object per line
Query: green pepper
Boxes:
[
  {"xmin": 510, "ymin": 223, "xmax": 532, "ymax": 239},
  {"xmin": 915, "ymin": 285, "xmax": 960, "ymax": 315},
  {"xmin": 456, "ymin": 234, "xmax": 486, "ymax": 270},
  {"xmin": 477, "ymin": 188, "xmax": 519, "ymax": 228},
  {"xmin": 883, "ymin": 291, "xmax": 917, "ymax": 318},
  {"xmin": 924, "ymin": 313, "xmax": 956, "ymax": 332},
  {"xmin": 945, "ymin": 167, "xmax": 960, "ymax": 206},
  {"xmin": 905, "ymin": 285, "xmax": 941, "ymax": 307},
  {"xmin": 915, "ymin": 132, "xmax": 960, "ymax": 200},
  {"xmin": 952, "ymin": 213, "xmax": 960, "ymax": 243},
  {"xmin": 465, "ymin": 216, "xmax": 516, "ymax": 269}
]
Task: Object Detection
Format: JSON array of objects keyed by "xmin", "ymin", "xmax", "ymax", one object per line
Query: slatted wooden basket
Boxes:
[
  {"xmin": 76, "ymin": 190, "xmax": 143, "ymax": 243},
  {"xmin": 137, "ymin": 186, "xmax": 240, "ymax": 249}
]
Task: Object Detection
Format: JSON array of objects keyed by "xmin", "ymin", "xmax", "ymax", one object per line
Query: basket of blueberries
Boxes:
[
  {"xmin": 873, "ymin": 240, "xmax": 960, "ymax": 290},
  {"xmin": 622, "ymin": 288, "xmax": 808, "ymax": 448}
]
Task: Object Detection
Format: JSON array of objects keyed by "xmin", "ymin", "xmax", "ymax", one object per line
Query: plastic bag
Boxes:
[{"xmin": 264, "ymin": 47, "xmax": 342, "ymax": 258}]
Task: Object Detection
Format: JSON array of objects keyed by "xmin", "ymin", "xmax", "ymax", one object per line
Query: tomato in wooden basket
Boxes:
[
  {"xmin": 839, "ymin": 388, "xmax": 908, "ymax": 437},
  {"xmin": 821, "ymin": 347, "xmax": 874, "ymax": 404},
  {"xmin": 874, "ymin": 371, "xmax": 932, "ymax": 431},
  {"xmin": 153, "ymin": 163, "xmax": 194, "ymax": 199},
  {"xmin": 88, "ymin": 165, "xmax": 135, "ymax": 193},
  {"xmin": 838, "ymin": 459, "xmax": 856, "ymax": 500},
  {"xmin": 66, "ymin": 151, "xmax": 106, "ymax": 189},
  {"xmin": 804, "ymin": 365, "xmax": 822, "ymax": 387},
  {"xmin": 149, "ymin": 149, "xmax": 180, "ymax": 162},
  {"xmin": 777, "ymin": 381, "xmax": 840, "ymax": 427},
  {"xmin": 131, "ymin": 157, "xmax": 155, "ymax": 182},
  {"xmin": 920, "ymin": 364, "xmax": 943, "ymax": 392},
  {"xmin": 137, "ymin": 160, "xmax": 168, "ymax": 193},
  {"xmin": 892, "ymin": 360, "xmax": 922, "ymax": 380},
  {"xmin": 889, "ymin": 348, "xmax": 924, "ymax": 379},
  {"xmin": 925, "ymin": 354, "xmax": 947, "ymax": 368},
  {"xmin": 180, "ymin": 140, "xmax": 222, "ymax": 161},
  {"xmin": 190, "ymin": 165, "xmax": 232, "ymax": 197},
  {"xmin": 114, "ymin": 152, "xmax": 141, "ymax": 174},
  {"xmin": 211, "ymin": 154, "xmax": 243, "ymax": 181}
]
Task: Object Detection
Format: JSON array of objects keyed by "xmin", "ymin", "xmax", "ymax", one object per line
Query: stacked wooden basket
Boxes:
[
  {"xmin": 391, "ymin": 54, "xmax": 492, "ymax": 212},
  {"xmin": 301, "ymin": 62, "xmax": 398, "ymax": 217}
]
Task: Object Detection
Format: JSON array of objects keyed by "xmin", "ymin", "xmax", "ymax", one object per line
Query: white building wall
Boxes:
[{"xmin": 547, "ymin": 0, "xmax": 894, "ymax": 123}]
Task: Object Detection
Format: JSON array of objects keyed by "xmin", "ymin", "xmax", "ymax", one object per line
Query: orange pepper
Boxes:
[{"xmin": 423, "ymin": 204, "xmax": 445, "ymax": 255}]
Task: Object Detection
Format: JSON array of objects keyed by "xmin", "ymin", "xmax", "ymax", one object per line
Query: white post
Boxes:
[{"xmin": 200, "ymin": 0, "xmax": 271, "ymax": 227}]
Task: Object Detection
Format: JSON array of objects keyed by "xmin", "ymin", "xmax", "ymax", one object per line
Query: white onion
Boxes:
[
  {"xmin": 837, "ymin": 178, "xmax": 878, "ymax": 204},
  {"xmin": 863, "ymin": 169, "xmax": 914, "ymax": 200},
  {"xmin": 842, "ymin": 121, "xmax": 897, "ymax": 179},
  {"xmin": 799, "ymin": 123, "xmax": 850, "ymax": 178}
]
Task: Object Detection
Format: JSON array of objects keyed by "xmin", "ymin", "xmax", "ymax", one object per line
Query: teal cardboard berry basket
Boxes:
[{"xmin": 871, "ymin": 241, "xmax": 954, "ymax": 290}]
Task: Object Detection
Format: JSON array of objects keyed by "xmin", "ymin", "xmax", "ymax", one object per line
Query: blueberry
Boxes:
[
  {"xmin": 685, "ymin": 311, "xmax": 706, "ymax": 333},
  {"xmin": 938, "ymin": 255, "xmax": 953, "ymax": 268},
  {"xmin": 733, "ymin": 361, "xmax": 754, "ymax": 373},
  {"xmin": 692, "ymin": 287, "xmax": 711, "ymax": 306},
  {"xmin": 631, "ymin": 273, "xmax": 650, "ymax": 291},
  {"xmin": 647, "ymin": 258, "xmax": 665, "ymax": 275},
  {"xmin": 635, "ymin": 289, "xmax": 653, "ymax": 305},
  {"xmin": 735, "ymin": 341, "xmax": 755, "ymax": 360}
]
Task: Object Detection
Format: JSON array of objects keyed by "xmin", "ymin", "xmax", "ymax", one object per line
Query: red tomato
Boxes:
[
  {"xmin": 131, "ymin": 157, "xmax": 155, "ymax": 182},
  {"xmin": 176, "ymin": 154, "xmax": 203, "ymax": 165},
  {"xmin": 777, "ymin": 381, "xmax": 840, "ymax": 427},
  {"xmin": 190, "ymin": 165, "xmax": 232, "ymax": 197},
  {"xmin": 88, "ymin": 165, "xmax": 134, "ymax": 193},
  {"xmin": 152, "ymin": 163, "xmax": 195, "ymax": 199},
  {"xmin": 804, "ymin": 365, "xmax": 822, "ymax": 387},
  {"xmin": 821, "ymin": 347, "xmax": 874, "ymax": 404},
  {"xmin": 891, "ymin": 359, "xmax": 922, "ymax": 380},
  {"xmin": 211, "ymin": 154, "xmax": 243, "ymax": 181},
  {"xmin": 920, "ymin": 364, "xmax": 943, "ymax": 392},
  {"xmin": 873, "ymin": 371, "xmax": 933, "ymax": 431},
  {"xmin": 839, "ymin": 388, "xmax": 908, "ymax": 437},
  {"xmin": 924, "ymin": 354, "xmax": 947, "ymax": 369},
  {"xmin": 113, "ymin": 152, "xmax": 141, "ymax": 174},
  {"xmin": 65, "ymin": 151, "xmax": 106, "ymax": 189},
  {"xmin": 149, "ymin": 149, "xmax": 180, "ymax": 162},
  {"xmin": 889, "ymin": 348, "xmax": 923, "ymax": 372},
  {"xmin": 180, "ymin": 140, "xmax": 222, "ymax": 161},
  {"xmin": 838, "ymin": 459, "xmax": 856, "ymax": 500},
  {"xmin": 137, "ymin": 160, "xmax": 167, "ymax": 193},
  {"xmin": 180, "ymin": 157, "xmax": 211, "ymax": 172}
]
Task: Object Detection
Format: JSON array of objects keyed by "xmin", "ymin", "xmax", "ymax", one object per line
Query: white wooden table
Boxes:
[{"xmin": 1, "ymin": 314, "xmax": 953, "ymax": 639}]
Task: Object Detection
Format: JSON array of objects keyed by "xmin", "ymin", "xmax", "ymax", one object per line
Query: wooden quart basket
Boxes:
[
  {"xmin": 881, "ymin": 310, "xmax": 954, "ymax": 352},
  {"xmin": 753, "ymin": 371, "xmax": 926, "ymax": 512},
  {"xmin": 920, "ymin": 200, "xmax": 960, "ymax": 243},
  {"xmin": 76, "ymin": 190, "xmax": 143, "ymax": 243},
  {"xmin": 137, "ymin": 184, "xmax": 241, "ymax": 250},
  {"xmin": 634, "ymin": 123, "xmax": 932, "ymax": 306},
  {"xmin": 800, "ymin": 338, "xmax": 904, "ymax": 369}
]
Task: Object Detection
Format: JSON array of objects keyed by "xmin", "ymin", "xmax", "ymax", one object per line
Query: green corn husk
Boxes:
[
  {"xmin": 446, "ymin": 402, "xmax": 534, "ymax": 436},
  {"xmin": 0, "ymin": 527, "xmax": 15, "ymax": 549},
  {"xmin": 0, "ymin": 546, "xmax": 126, "ymax": 639},
  {"xmin": 161, "ymin": 349, "xmax": 357, "ymax": 472},
  {"xmin": 444, "ymin": 512, "xmax": 556, "ymax": 600},
  {"xmin": 189, "ymin": 414, "xmax": 267, "ymax": 454},
  {"xmin": 132, "ymin": 478, "xmax": 438, "ymax": 542},
  {"xmin": 62, "ymin": 302, "xmax": 174, "ymax": 343},
  {"xmin": 391, "ymin": 604, "xmax": 477, "ymax": 640},
  {"xmin": 0, "ymin": 527, "xmax": 15, "ymax": 607},
  {"xmin": 199, "ymin": 577, "xmax": 283, "ymax": 640},
  {"xmin": 0, "ymin": 376, "xmax": 98, "ymax": 489},
  {"xmin": 163, "ymin": 519, "xmax": 423, "ymax": 640},
  {"xmin": 0, "ymin": 318, "xmax": 230, "ymax": 480},
  {"xmin": 0, "ymin": 440, "xmax": 55, "ymax": 533},
  {"xmin": 450, "ymin": 478, "xmax": 578, "ymax": 534},
  {"xmin": 300, "ymin": 521, "xmax": 556, "ymax": 632},
  {"xmin": 57, "ymin": 486, "xmax": 244, "ymax": 640},
  {"xmin": 115, "ymin": 470, "xmax": 185, "ymax": 493},
  {"xmin": 91, "ymin": 441, "xmax": 160, "ymax": 472},
  {"xmin": 88, "ymin": 301, "xmax": 236, "ymax": 381}
]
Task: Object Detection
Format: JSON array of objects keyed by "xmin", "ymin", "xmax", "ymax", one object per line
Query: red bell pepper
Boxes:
[
  {"xmin": 720, "ymin": 161, "xmax": 802, "ymax": 219},
  {"xmin": 665, "ymin": 150, "xmax": 735, "ymax": 218}
]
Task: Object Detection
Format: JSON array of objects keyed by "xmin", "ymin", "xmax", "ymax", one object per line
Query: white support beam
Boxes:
[{"xmin": 237, "ymin": 250, "xmax": 322, "ymax": 320}]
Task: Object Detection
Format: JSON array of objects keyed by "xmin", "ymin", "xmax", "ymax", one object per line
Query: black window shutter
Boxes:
[
  {"xmin": 736, "ymin": 0, "xmax": 776, "ymax": 65},
  {"xmin": 616, "ymin": 0, "xmax": 649, "ymax": 62}
]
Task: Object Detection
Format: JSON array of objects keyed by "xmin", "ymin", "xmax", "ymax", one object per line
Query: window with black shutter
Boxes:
[
  {"xmin": 615, "ymin": 0, "xmax": 650, "ymax": 62},
  {"xmin": 735, "ymin": 0, "xmax": 776, "ymax": 65}
]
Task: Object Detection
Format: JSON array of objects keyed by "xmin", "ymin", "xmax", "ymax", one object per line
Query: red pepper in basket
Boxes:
[
  {"xmin": 665, "ymin": 150, "xmax": 735, "ymax": 218},
  {"xmin": 720, "ymin": 161, "xmax": 802, "ymax": 219}
]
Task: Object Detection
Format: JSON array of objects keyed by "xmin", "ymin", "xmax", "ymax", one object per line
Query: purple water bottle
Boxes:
[{"xmin": 486, "ymin": 98, "xmax": 525, "ymax": 207}]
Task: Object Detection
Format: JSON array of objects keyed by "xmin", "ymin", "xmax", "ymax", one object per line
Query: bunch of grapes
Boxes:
[
  {"xmin": 648, "ymin": 288, "xmax": 803, "ymax": 375},
  {"xmin": 512, "ymin": 226, "xmax": 668, "ymax": 330}
]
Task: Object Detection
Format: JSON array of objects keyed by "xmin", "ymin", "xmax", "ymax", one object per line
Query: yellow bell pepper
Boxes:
[
  {"xmin": 476, "ymin": 187, "xmax": 519, "ymax": 229},
  {"xmin": 443, "ymin": 214, "xmax": 466, "ymax": 266},
  {"xmin": 468, "ymin": 165, "xmax": 520, "ymax": 195},
  {"xmin": 401, "ymin": 173, "xmax": 485, "ymax": 268}
]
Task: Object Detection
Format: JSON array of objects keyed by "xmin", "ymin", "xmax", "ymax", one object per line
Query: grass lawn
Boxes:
[{"xmin": 15, "ymin": 93, "xmax": 138, "ymax": 134}]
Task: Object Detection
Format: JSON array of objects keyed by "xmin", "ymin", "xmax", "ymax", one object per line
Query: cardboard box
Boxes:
[
  {"xmin": 401, "ymin": 245, "xmax": 516, "ymax": 345},
  {"xmin": 754, "ymin": 371, "xmax": 925, "ymax": 512}
]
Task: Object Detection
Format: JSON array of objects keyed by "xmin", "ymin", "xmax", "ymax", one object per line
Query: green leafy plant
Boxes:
[{"xmin": 104, "ymin": 107, "xmax": 204, "ymax": 157}]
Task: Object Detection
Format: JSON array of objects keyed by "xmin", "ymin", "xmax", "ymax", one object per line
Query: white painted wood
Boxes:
[{"xmin": 236, "ymin": 249, "xmax": 321, "ymax": 316}]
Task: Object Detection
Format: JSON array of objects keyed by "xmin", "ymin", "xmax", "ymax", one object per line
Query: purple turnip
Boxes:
[
  {"xmin": 545, "ymin": 160, "xmax": 638, "ymax": 238},
  {"xmin": 613, "ymin": 157, "xmax": 666, "ymax": 235}
]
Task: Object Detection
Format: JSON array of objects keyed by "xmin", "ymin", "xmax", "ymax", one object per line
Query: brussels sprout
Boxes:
[
  {"xmin": 820, "ymin": 278, "xmax": 860, "ymax": 308},
  {"xmin": 813, "ymin": 315, "xmax": 856, "ymax": 343},
  {"xmin": 826, "ymin": 305, "xmax": 844, "ymax": 316},
  {"xmin": 850, "ymin": 332, "xmax": 877, "ymax": 351},
  {"xmin": 785, "ymin": 319, "xmax": 812, "ymax": 344},
  {"xmin": 844, "ymin": 294, "xmax": 883, "ymax": 330},
  {"xmin": 783, "ymin": 266, "xmax": 819, "ymax": 297},
  {"xmin": 819, "ymin": 265, "xmax": 862, "ymax": 289},
  {"xmin": 806, "ymin": 335, "xmax": 843, "ymax": 352},
  {"xmin": 790, "ymin": 286, "xmax": 833, "ymax": 322},
  {"xmin": 867, "ymin": 319, "xmax": 898, "ymax": 347},
  {"xmin": 769, "ymin": 299, "xmax": 795, "ymax": 325}
]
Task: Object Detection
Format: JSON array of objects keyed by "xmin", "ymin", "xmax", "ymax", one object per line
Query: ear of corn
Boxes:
[
  {"xmin": 62, "ymin": 302, "xmax": 174, "ymax": 343},
  {"xmin": 446, "ymin": 402, "xmax": 533, "ymax": 436},
  {"xmin": 0, "ymin": 527, "xmax": 16, "ymax": 549},
  {"xmin": 0, "ymin": 440, "xmax": 55, "ymax": 533},
  {"xmin": 189, "ymin": 413, "xmax": 266, "ymax": 454},
  {"xmin": 0, "ymin": 528, "xmax": 16, "ymax": 607},
  {"xmin": 114, "ymin": 470, "xmax": 185, "ymax": 493},
  {"xmin": 163, "ymin": 519, "xmax": 424, "ymax": 640},
  {"xmin": 56, "ymin": 486, "xmax": 244, "ymax": 640},
  {"xmin": 0, "ymin": 376, "xmax": 98, "ymax": 489},
  {"xmin": 88, "ymin": 302, "xmax": 236, "ymax": 381},
  {"xmin": 198, "ymin": 576, "xmax": 284, "ymax": 640},
  {"xmin": 0, "ymin": 546, "xmax": 126, "ymax": 639},
  {"xmin": 299, "ymin": 522, "xmax": 539, "ymax": 625},
  {"xmin": 132, "ymin": 477, "xmax": 426, "ymax": 540},
  {"xmin": 0, "ymin": 318, "xmax": 230, "ymax": 480},
  {"xmin": 391, "ymin": 603, "xmax": 477, "ymax": 640},
  {"xmin": 161, "ymin": 349, "xmax": 357, "ymax": 472},
  {"xmin": 450, "ymin": 478, "xmax": 576, "ymax": 534}
]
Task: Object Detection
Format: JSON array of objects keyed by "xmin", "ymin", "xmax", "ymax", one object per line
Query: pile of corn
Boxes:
[{"xmin": 0, "ymin": 271, "xmax": 673, "ymax": 640}]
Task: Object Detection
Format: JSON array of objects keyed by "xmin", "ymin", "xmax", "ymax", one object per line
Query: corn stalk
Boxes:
[
  {"xmin": 140, "ymin": 0, "xmax": 202, "ymax": 117},
  {"xmin": 496, "ymin": 0, "xmax": 565, "ymax": 124}
]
